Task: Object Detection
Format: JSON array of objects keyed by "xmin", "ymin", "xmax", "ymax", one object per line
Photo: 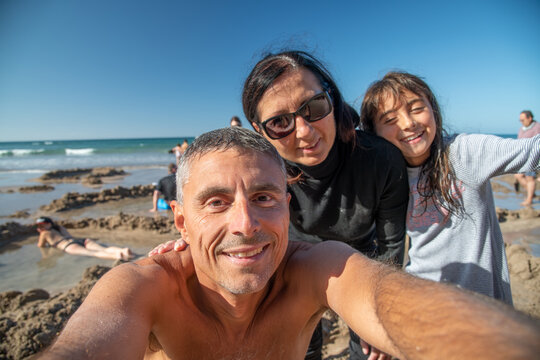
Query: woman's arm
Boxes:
[{"xmin": 37, "ymin": 232, "xmax": 48, "ymax": 247}]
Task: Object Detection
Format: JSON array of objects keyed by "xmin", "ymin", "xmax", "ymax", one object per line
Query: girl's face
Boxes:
[
  {"xmin": 374, "ymin": 90, "xmax": 436, "ymax": 167},
  {"xmin": 255, "ymin": 68, "xmax": 336, "ymax": 166}
]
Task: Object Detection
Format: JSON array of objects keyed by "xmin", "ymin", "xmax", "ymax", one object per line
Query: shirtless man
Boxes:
[
  {"xmin": 36, "ymin": 217, "xmax": 134, "ymax": 261},
  {"xmin": 41, "ymin": 128, "xmax": 540, "ymax": 359}
]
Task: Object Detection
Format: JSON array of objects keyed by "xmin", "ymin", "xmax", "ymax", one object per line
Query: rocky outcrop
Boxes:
[
  {"xmin": 0, "ymin": 265, "xmax": 110, "ymax": 359},
  {"xmin": 40, "ymin": 185, "xmax": 154, "ymax": 212}
]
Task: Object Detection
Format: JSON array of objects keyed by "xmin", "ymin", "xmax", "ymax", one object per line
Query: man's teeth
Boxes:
[
  {"xmin": 403, "ymin": 133, "xmax": 422, "ymax": 142},
  {"xmin": 227, "ymin": 248, "xmax": 263, "ymax": 258}
]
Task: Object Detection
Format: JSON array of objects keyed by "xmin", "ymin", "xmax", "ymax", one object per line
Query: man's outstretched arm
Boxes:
[
  {"xmin": 39, "ymin": 264, "xmax": 156, "ymax": 359},
  {"xmin": 318, "ymin": 241, "xmax": 540, "ymax": 360},
  {"xmin": 372, "ymin": 267, "xmax": 540, "ymax": 359}
]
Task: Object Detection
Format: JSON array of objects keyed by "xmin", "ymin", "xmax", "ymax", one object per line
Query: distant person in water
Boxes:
[
  {"xmin": 514, "ymin": 110, "xmax": 540, "ymax": 206},
  {"xmin": 150, "ymin": 163, "xmax": 177, "ymax": 212},
  {"xmin": 230, "ymin": 115, "xmax": 242, "ymax": 127},
  {"xmin": 169, "ymin": 140, "xmax": 188, "ymax": 164},
  {"xmin": 36, "ymin": 217, "xmax": 134, "ymax": 261}
]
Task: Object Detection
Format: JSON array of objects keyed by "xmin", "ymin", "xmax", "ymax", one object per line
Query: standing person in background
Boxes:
[
  {"xmin": 169, "ymin": 142, "xmax": 184, "ymax": 164},
  {"xmin": 149, "ymin": 163, "xmax": 177, "ymax": 212},
  {"xmin": 230, "ymin": 115, "xmax": 242, "ymax": 127},
  {"xmin": 180, "ymin": 139, "xmax": 189, "ymax": 154},
  {"xmin": 514, "ymin": 110, "xmax": 540, "ymax": 206}
]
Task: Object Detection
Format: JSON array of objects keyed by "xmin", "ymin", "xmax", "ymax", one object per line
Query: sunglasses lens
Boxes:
[
  {"xmin": 264, "ymin": 114, "xmax": 295, "ymax": 139},
  {"xmin": 302, "ymin": 93, "xmax": 331, "ymax": 122},
  {"xmin": 261, "ymin": 92, "xmax": 332, "ymax": 139}
]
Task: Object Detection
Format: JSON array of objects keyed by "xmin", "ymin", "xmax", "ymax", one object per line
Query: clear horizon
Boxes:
[{"xmin": 1, "ymin": 0, "xmax": 539, "ymax": 142}]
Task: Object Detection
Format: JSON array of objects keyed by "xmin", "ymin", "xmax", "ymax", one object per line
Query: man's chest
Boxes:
[{"xmin": 146, "ymin": 299, "xmax": 321, "ymax": 359}]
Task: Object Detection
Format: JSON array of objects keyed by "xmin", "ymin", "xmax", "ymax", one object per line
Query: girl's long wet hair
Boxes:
[{"xmin": 360, "ymin": 71, "xmax": 463, "ymax": 217}]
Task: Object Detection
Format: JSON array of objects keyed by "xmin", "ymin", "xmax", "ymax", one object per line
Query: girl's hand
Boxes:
[
  {"xmin": 361, "ymin": 339, "xmax": 392, "ymax": 360},
  {"xmin": 147, "ymin": 239, "xmax": 187, "ymax": 256}
]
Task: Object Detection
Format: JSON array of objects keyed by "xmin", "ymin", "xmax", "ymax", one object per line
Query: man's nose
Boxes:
[{"xmin": 228, "ymin": 199, "xmax": 260, "ymax": 237}]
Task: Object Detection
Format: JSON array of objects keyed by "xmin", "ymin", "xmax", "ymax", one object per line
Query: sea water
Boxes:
[
  {"xmin": 0, "ymin": 137, "xmax": 193, "ymax": 220},
  {"xmin": 0, "ymin": 137, "xmax": 193, "ymax": 173}
]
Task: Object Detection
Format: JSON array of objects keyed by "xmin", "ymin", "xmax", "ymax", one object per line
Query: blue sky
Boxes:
[{"xmin": 1, "ymin": 0, "xmax": 539, "ymax": 141}]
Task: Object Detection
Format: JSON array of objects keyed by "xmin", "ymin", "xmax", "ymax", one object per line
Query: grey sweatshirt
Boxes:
[{"xmin": 406, "ymin": 134, "xmax": 540, "ymax": 304}]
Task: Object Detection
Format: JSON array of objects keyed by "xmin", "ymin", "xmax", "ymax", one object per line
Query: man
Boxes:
[
  {"xmin": 42, "ymin": 127, "xmax": 539, "ymax": 359},
  {"xmin": 514, "ymin": 110, "xmax": 540, "ymax": 206},
  {"xmin": 149, "ymin": 163, "xmax": 177, "ymax": 212}
]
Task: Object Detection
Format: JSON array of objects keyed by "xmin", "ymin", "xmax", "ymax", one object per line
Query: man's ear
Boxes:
[{"xmin": 169, "ymin": 200, "xmax": 190, "ymax": 244}]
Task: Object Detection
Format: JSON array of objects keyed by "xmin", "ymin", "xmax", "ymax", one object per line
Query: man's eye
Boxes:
[
  {"xmin": 383, "ymin": 117, "xmax": 397, "ymax": 124},
  {"xmin": 410, "ymin": 106, "xmax": 425, "ymax": 114},
  {"xmin": 208, "ymin": 199, "xmax": 225, "ymax": 207}
]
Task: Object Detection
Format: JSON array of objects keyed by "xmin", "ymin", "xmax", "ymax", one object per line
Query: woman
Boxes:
[
  {"xmin": 36, "ymin": 217, "xmax": 135, "ymax": 261},
  {"xmin": 153, "ymin": 51, "xmax": 409, "ymax": 360}
]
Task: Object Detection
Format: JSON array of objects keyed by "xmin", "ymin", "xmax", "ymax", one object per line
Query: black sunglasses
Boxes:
[{"xmin": 260, "ymin": 91, "xmax": 332, "ymax": 140}]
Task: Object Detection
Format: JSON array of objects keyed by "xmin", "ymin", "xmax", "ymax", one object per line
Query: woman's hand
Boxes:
[
  {"xmin": 147, "ymin": 239, "xmax": 187, "ymax": 257},
  {"xmin": 361, "ymin": 339, "xmax": 392, "ymax": 360}
]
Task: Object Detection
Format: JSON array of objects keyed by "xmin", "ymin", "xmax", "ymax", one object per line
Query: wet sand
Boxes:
[{"xmin": 0, "ymin": 170, "xmax": 539, "ymax": 359}]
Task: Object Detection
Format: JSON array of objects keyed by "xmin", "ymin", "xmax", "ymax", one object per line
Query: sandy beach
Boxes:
[{"xmin": 0, "ymin": 169, "xmax": 538, "ymax": 359}]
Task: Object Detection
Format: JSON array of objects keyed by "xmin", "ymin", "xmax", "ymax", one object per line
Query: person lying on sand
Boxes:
[
  {"xmin": 40, "ymin": 128, "xmax": 540, "ymax": 360},
  {"xmin": 36, "ymin": 217, "xmax": 134, "ymax": 261}
]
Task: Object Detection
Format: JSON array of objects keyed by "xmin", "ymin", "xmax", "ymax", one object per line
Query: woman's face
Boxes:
[
  {"xmin": 255, "ymin": 68, "xmax": 336, "ymax": 166},
  {"xmin": 373, "ymin": 90, "xmax": 437, "ymax": 167}
]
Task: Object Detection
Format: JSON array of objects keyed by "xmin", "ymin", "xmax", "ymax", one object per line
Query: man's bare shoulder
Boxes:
[
  {"xmin": 286, "ymin": 240, "xmax": 357, "ymax": 262},
  {"xmin": 282, "ymin": 240, "xmax": 359, "ymax": 277},
  {"xmin": 124, "ymin": 249, "xmax": 195, "ymax": 283},
  {"xmin": 93, "ymin": 250, "xmax": 196, "ymax": 301}
]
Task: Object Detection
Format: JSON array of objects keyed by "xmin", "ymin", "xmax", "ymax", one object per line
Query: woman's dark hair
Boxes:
[
  {"xmin": 36, "ymin": 216, "xmax": 61, "ymax": 231},
  {"xmin": 242, "ymin": 50, "xmax": 359, "ymax": 147},
  {"xmin": 360, "ymin": 71, "xmax": 463, "ymax": 217}
]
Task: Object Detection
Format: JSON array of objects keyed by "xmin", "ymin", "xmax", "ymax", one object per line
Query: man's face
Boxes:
[
  {"xmin": 520, "ymin": 112, "xmax": 533, "ymax": 127},
  {"xmin": 172, "ymin": 149, "xmax": 290, "ymax": 296}
]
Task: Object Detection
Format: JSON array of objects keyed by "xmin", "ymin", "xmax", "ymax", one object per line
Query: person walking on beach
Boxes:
[
  {"xmin": 150, "ymin": 163, "xmax": 177, "ymax": 212},
  {"xmin": 36, "ymin": 217, "xmax": 134, "ymax": 261},
  {"xmin": 514, "ymin": 110, "xmax": 540, "ymax": 206},
  {"xmin": 40, "ymin": 127, "xmax": 540, "ymax": 360}
]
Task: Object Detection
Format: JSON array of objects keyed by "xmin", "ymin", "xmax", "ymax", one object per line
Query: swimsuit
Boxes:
[
  {"xmin": 52, "ymin": 237, "xmax": 87, "ymax": 251},
  {"xmin": 62, "ymin": 238, "xmax": 87, "ymax": 251}
]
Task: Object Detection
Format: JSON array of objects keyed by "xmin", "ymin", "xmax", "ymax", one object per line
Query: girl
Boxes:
[{"xmin": 360, "ymin": 71, "xmax": 540, "ymax": 304}]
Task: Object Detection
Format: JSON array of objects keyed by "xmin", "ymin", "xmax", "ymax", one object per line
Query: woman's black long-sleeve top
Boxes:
[{"xmin": 287, "ymin": 130, "xmax": 409, "ymax": 263}]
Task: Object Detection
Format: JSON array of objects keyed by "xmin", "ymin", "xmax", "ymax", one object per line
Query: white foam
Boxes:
[
  {"xmin": 44, "ymin": 141, "xmax": 53, "ymax": 145},
  {"xmin": 65, "ymin": 148, "xmax": 95, "ymax": 156},
  {"xmin": 10, "ymin": 149, "xmax": 45, "ymax": 156}
]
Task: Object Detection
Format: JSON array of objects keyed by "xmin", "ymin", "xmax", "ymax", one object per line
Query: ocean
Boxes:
[
  {"xmin": 0, "ymin": 137, "xmax": 193, "ymax": 172},
  {"xmin": 0, "ymin": 133, "xmax": 517, "ymax": 173},
  {"xmin": 0, "ymin": 133, "xmax": 528, "ymax": 222}
]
